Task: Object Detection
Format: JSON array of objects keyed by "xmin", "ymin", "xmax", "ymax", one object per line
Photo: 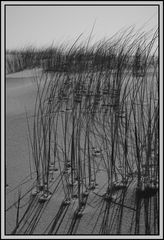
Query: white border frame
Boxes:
[{"xmin": 1, "ymin": 1, "xmax": 163, "ymax": 239}]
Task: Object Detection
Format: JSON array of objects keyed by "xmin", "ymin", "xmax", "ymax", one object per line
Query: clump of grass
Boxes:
[{"xmin": 8, "ymin": 25, "xmax": 159, "ymax": 235}]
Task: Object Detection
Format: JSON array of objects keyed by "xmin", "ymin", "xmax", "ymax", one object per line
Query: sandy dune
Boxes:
[{"xmin": 5, "ymin": 69, "xmax": 159, "ymax": 235}]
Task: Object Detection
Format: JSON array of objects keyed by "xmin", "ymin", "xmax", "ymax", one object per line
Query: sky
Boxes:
[{"xmin": 6, "ymin": 4, "xmax": 158, "ymax": 50}]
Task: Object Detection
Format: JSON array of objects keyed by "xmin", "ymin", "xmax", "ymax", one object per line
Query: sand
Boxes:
[{"xmin": 5, "ymin": 69, "xmax": 159, "ymax": 235}]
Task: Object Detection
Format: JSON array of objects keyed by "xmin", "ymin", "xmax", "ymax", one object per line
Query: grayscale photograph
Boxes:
[{"xmin": 1, "ymin": 1, "xmax": 163, "ymax": 238}]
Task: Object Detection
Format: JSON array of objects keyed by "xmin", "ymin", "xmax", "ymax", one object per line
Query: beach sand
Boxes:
[{"xmin": 5, "ymin": 69, "xmax": 159, "ymax": 235}]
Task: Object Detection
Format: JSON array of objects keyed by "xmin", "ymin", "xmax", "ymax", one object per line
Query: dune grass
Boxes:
[{"xmin": 6, "ymin": 26, "xmax": 159, "ymax": 235}]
